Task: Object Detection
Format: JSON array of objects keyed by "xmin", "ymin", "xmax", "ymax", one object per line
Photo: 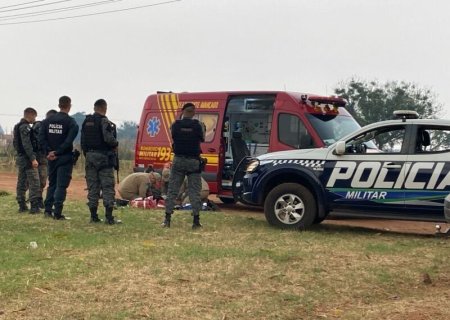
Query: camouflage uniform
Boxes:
[
  {"xmin": 14, "ymin": 119, "xmax": 41, "ymax": 212},
  {"xmin": 165, "ymin": 157, "xmax": 203, "ymax": 213},
  {"xmin": 163, "ymin": 107, "xmax": 206, "ymax": 228},
  {"xmin": 81, "ymin": 113, "xmax": 119, "ymax": 223},
  {"xmin": 32, "ymin": 121, "xmax": 48, "ymax": 207}
]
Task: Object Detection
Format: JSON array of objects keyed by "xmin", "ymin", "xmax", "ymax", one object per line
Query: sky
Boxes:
[{"xmin": 1, "ymin": 0, "xmax": 450, "ymax": 133}]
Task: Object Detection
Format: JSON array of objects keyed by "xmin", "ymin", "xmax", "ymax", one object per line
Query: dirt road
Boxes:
[{"xmin": 1, "ymin": 172, "xmax": 448, "ymax": 235}]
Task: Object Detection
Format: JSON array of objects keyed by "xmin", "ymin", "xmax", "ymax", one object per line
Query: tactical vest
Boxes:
[
  {"xmin": 81, "ymin": 114, "xmax": 109, "ymax": 151},
  {"xmin": 31, "ymin": 121, "xmax": 41, "ymax": 152},
  {"xmin": 13, "ymin": 119, "xmax": 35, "ymax": 154},
  {"xmin": 171, "ymin": 118, "xmax": 202, "ymax": 157}
]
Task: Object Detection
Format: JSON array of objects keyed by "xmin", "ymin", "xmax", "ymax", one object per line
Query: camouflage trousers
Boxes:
[
  {"xmin": 37, "ymin": 154, "xmax": 48, "ymax": 194},
  {"xmin": 16, "ymin": 155, "xmax": 41, "ymax": 206},
  {"xmin": 85, "ymin": 152, "xmax": 115, "ymax": 209},
  {"xmin": 165, "ymin": 156, "xmax": 202, "ymax": 216}
]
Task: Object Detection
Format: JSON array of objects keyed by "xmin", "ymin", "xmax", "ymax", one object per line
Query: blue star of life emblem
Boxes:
[{"xmin": 147, "ymin": 116, "xmax": 161, "ymax": 137}]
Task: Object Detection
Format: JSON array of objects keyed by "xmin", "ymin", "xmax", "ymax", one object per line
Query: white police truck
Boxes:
[{"xmin": 237, "ymin": 111, "xmax": 450, "ymax": 230}]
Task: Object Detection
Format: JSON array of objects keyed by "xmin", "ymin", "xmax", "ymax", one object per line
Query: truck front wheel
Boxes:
[{"xmin": 264, "ymin": 183, "xmax": 317, "ymax": 229}]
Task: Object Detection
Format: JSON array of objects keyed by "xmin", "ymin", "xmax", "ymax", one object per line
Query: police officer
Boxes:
[
  {"xmin": 13, "ymin": 107, "xmax": 41, "ymax": 213},
  {"xmin": 81, "ymin": 99, "xmax": 121, "ymax": 224},
  {"xmin": 39, "ymin": 96, "xmax": 79, "ymax": 220},
  {"xmin": 162, "ymin": 102, "xmax": 205, "ymax": 229},
  {"xmin": 32, "ymin": 109, "xmax": 57, "ymax": 209}
]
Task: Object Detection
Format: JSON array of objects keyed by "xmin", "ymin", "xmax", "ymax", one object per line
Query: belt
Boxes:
[
  {"xmin": 87, "ymin": 149, "xmax": 109, "ymax": 154},
  {"xmin": 175, "ymin": 155, "xmax": 199, "ymax": 159}
]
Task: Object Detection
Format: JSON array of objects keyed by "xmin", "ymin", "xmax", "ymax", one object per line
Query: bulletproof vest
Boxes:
[
  {"xmin": 45, "ymin": 113, "xmax": 73, "ymax": 153},
  {"xmin": 13, "ymin": 119, "xmax": 35, "ymax": 154},
  {"xmin": 31, "ymin": 121, "xmax": 41, "ymax": 152},
  {"xmin": 172, "ymin": 118, "xmax": 202, "ymax": 157},
  {"xmin": 81, "ymin": 114, "xmax": 110, "ymax": 151}
]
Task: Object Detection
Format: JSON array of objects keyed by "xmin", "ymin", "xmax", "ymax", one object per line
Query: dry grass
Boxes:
[{"xmin": 1, "ymin": 195, "xmax": 450, "ymax": 319}]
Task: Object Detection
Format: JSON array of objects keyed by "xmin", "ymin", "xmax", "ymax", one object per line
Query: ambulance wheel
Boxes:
[
  {"xmin": 219, "ymin": 197, "xmax": 236, "ymax": 204},
  {"xmin": 264, "ymin": 183, "xmax": 317, "ymax": 229}
]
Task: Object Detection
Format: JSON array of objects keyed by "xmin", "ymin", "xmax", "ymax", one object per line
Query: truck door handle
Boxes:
[
  {"xmin": 207, "ymin": 148, "xmax": 216, "ymax": 152},
  {"xmin": 384, "ymin": 162, "xmax": 401, "ymax": 169}
]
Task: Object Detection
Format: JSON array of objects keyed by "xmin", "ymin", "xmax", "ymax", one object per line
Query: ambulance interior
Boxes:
[{"xmin": 221, "ymin": 95, "xmax": 275, "ymax": 188}]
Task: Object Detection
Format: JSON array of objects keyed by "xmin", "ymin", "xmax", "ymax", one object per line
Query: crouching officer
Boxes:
[
  {"xmin": 13, "ymin": 107, "xmax": 41, "ymax": 213},
  {"xmin": 81, "ymin": 99, "xmax": 121, "ymax": 224},
  {"xmin": 39, "ymin": 96, "xmax": 79, "ymax": 220},
  {"xmin": 162, "ymin": 102, "xmax": 205, "ymax": 229}
]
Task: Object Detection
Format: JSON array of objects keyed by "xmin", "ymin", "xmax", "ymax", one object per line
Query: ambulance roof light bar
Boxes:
[
  {"xmin": 300, "ymin": 94, "xmax": 347, "ymax": 107},
  {"xmin": 393, "ymin": 110, "xmax": 419, "ymax": 122}
]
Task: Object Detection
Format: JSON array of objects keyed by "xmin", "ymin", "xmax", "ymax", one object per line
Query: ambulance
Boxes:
[{"xmin": 134, "ymin": 91, "xmax": 361, "ymax": 203}]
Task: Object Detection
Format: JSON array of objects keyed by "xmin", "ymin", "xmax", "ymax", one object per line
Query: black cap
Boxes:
[{"xmin": 182, "ymin": 102, "xmax": 195, "ymax": 111}]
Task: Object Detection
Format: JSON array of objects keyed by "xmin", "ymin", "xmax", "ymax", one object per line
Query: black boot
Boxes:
[
  {"xmin": 18, "ymin": 202, "xmax": 28, "ymax": 213},
  {"xmin": 105, "ymin": 207, "xmax": 121, "ymax": 225},
  {"xmin": 192, "ymin": 215, "xmax": 202, "ymax": 229},
  {"xmin": 29, "ymin": 202, "xmax": 41, "ymax": 214},
  {"xmin": 53, "ymin": 205, "xmax": 69, "ymax": 220},
  {"xmin": 161, "ymin": 212, "xmax": 171, "ymax": 228},
  {"xmin": 89, "ymin": 207, "xmax": 102, "ymax": 223},
  {"xmin": 38, "ymin": 198, "xmax": 45, "ymax": 209}
]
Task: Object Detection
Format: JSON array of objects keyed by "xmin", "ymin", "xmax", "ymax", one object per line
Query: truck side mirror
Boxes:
[{"xmin": 335, "ymin": 141, "xmax": 346, "ymax": 155}]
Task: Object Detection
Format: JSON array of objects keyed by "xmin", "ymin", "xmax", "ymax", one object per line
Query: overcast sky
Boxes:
[{"xmin": 1, "ymin": 0, "xmax": 450, "ymax": 132}]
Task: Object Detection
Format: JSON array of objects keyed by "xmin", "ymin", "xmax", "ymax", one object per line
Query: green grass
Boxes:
[{"xmin": 0, "ymin": 193, "xmax": 450, "ymax": 319}]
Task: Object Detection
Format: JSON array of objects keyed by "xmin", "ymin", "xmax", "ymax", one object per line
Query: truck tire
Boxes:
[
  {"xmin": 264, "ymin": 183, "xmax": 317, "ymax": 229},
  {"xmin": 219, "ymin": 197, "xmax": 236, "ymax": 204}
]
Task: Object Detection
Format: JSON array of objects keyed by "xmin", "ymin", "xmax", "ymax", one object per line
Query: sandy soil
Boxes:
[{"xmin": 1, "ymin": 172, "xmax": 448, "ymax": 236}]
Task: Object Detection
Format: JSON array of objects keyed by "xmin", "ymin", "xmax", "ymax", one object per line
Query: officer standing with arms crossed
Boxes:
[
  {"xmin": 162, "ymin": 102, "xmax": 205, "ymax": 229},
  {"xmin": 13, "ymin": 107, "xmax": 41, "ymax": 214},
  {"xmin": 39, "ymin": 96, "xmax": 78, "ymax": 220},
  {"xmin": 81, "ymin": 99, "xmax": 121, "ymax": 224}
]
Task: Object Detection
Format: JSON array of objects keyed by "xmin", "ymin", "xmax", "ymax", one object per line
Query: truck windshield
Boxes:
[{"xmin": 306, "ymin": 114, "xmax": 360, "ymax": 146}]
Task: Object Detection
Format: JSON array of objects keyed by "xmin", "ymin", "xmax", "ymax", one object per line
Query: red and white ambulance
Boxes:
[{"xmin": 134, "ymin": 91, "xmax": 360, "ymax": 203}]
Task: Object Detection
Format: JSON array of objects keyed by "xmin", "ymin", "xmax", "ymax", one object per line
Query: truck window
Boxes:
[
  {"xmin": 278, "ymin": 113, "xmax": 314, "ymax": 149},
  {"xmin": 306, "ymin": 113, "xmax": 360, "ymax": 146},
  {"xmin": 415, "ymin": 127, "xmax": 450, "ymax": 153},
  {"xmin": 345, "ymin": 125, "xmax": 405, "ymax": 153}
]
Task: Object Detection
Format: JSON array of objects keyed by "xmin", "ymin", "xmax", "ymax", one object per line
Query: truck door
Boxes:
[
  {"xmin": 404, "ymin": 125, "xmax": 450, "ymax": 220},
  {"xmin": 324, "ymin": 124, "xmax": 409, "ymax": 214}
]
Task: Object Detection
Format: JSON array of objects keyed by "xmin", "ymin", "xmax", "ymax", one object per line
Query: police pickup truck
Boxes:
[{"xmin": 237, "ymin": 111, "xmax": 450, "ymax": 229}]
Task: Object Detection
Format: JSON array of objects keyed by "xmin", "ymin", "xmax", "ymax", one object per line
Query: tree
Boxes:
[
  {"xmin": 334, "ymin": 78, "xmax": 443, "ymax": 126},
  {"xmin": 117, "ymin": 121, "xmax": 138, "ymax": 140}
]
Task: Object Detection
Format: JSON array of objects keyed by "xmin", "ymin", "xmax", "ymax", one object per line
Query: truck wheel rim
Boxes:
[{"xmin": 274, "ymin": 193, "xmax": 305, "ymax": 224}]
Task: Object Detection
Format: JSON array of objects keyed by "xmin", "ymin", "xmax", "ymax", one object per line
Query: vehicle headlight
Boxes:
[{"xmin": 246, "ymin": 159, "xmax": 260, "ymax": 173}]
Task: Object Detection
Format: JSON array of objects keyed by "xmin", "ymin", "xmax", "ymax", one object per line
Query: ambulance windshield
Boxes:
[{"xmin": 306, "ymin": 114, "xmax": 360, "ymax": 146}]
